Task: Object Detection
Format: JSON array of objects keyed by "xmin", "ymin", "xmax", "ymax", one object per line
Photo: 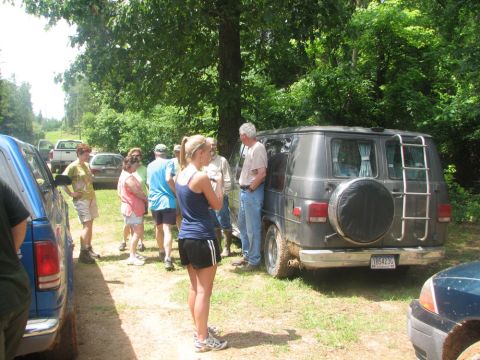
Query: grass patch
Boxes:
[{"xmin": 45, "ymin": 130, "xmax": 80, "ymax": 143}]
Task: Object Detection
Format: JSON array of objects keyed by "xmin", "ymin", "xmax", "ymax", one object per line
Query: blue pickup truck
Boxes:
[{"xmin": 0, "ymin": 135, "xmax": 77, "ymax": 359}]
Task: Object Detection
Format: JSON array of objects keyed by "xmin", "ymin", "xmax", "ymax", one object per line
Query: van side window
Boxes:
[
  {"xmin": 331, "ymin": 139, "xmax": 377, "ymax": 178},
  {"xmin": 386, "ymin": 141, "xmax": 426, "ymax": 180},
  {"xmin": 230, "ymin": 142, "xmax": 246, "ymax": 181},
  {"xmin": 265, "ymin": 138, "xmax": 290, "ymax": 191}
]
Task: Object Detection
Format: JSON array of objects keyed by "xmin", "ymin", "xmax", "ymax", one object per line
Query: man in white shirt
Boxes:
[{"xmin": 232, "ymin": 123, "xmax": 267, "ymax": 270}]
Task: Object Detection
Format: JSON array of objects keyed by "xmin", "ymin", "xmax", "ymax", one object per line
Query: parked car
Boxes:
[
  {"xmin": 0, "ymin": 134, "xmax": 77, "ymax": 359},
  {"xmin": 37, "ymin": 139, "xmax": 54, "ymax": 163},
  {"xmin": 49, "ymin": 139, "xmax": 82, "ymax": 173},
  {"xmin": 408, "ymin": 261, "xmax": 480, "ymax": 360},
  {"xmin": 228, "ymin": 126, "xmax": 451, "ymax": 278},
  {"xmin": 89, "ymin": 152, "xmax": 123, "ymax": 187}
]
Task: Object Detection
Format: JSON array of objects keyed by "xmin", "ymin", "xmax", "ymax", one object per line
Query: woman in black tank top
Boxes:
[{"xmin": 175, "ymin": 135, "xmax": 228, "ymax": 352}]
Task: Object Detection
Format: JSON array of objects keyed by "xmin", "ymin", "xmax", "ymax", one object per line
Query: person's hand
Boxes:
[{"xmin": 72, "ymin": 191, "xmax": 81, "ymax": 199}]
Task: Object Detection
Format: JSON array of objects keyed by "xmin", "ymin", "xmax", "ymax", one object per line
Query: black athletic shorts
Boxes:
[
  {"xmin": 178, "ymin": 238, "xmax": 221, "ymax": 269},
  {"xmin": 151, "ymin": 208, "xmax": 176, "ymax": 225}
]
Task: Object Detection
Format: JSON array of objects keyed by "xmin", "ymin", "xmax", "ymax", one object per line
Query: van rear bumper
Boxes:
[
  {"xmin": 15, "ymin": 318, "xmax": 59, "ymax": 356},
  {"xmin": 299, "ymin": 246, "xmax": 445, "ymax": 269}
]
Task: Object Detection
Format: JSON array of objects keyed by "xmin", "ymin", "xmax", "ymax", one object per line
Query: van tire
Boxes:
[
  {"xmin": 43, "ymin": 311, "xmax": 78, "ymax": 359},
  {"xmin": 329, "ymin": 178, "xmax": 394, "ymax": 244},
  {"xmin": 264, "ymin": 224, "xmax": 292, "ymax": 278}
]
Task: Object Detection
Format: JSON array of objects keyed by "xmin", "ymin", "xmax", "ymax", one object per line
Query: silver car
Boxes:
[{"xmin": 89, "ymin": 152, "xmax": 123, "ymax": 187}]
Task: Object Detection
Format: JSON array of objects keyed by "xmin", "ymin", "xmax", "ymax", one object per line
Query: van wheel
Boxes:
[
  {"xmin": 43, "ymin": 311, "xmax": 78, "ymax": 359},
  {"xmin": 264, "ymin": 225, "xmax": 291, "ymax": 278}
]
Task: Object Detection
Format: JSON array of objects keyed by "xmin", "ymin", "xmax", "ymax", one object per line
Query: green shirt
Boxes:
[
  {"xmin": 135, "ymin": 164, "xmax": 148, "ymax": 194},
  {"xmin": 63, "ymin": 160, "xmax": 96, "ymax": 200},
  {"xmin": 0, "ymin": 179, "xmax": 31, "ymax": 316}
]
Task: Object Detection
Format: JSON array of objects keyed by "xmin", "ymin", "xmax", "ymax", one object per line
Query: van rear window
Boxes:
[
  {"xmin": 386, "ymin": 141, "xmax": 426, "ymax": 180},
  {"xmin": 331, "ymin": 139, "xmax": 377, "ymax": 178}
]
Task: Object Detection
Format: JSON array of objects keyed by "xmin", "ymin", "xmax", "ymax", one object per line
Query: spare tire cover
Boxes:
[{"xmin": 328, "ymin": 178, "xmax": 394, "ymax": 244}]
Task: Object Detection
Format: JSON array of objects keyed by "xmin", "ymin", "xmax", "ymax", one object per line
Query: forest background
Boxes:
[{"xmin": 1, "ymin": 0, "xmax": 479, "ymax": 222}]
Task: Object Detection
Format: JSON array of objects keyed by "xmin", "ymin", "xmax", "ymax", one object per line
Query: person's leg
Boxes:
[
  {"xmin": 217, "ymin": 196, "xmax": 232, "ymax": 257},
  {"xmin": 237, "ymin": 191, "xmax": 249, "ymax": 262},
  {"xmin": 244, "ymin": 185, "xmax": 264, "ymax": 266},
  {"xmin": 163, "ymin": 224, "xmax": 173, "ymax": 259},
  {"xmin": 3, "ymin": 303, "xmax": 29, "ymax": 360},
  {"xmin": 129, "ymin": 223, "xmax": 144, "ymax": 257},
  {"xmin": 156, "ymin": 224, "xmax": 165, "ymax": 257},
  {"xmin": 186, "ymin": 264, "xmax": 198, "ymax": 326},
  {"xmin": 119, "ymin": 223, "xmax": 130, "ymax": 251},
  {"xmin": 193, "ymin": 265, "xmax": 217, "ymax": 341}
]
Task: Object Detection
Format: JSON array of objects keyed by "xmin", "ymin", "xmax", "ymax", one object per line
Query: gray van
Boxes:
[{"xmin": 228, "ymin": 126, "xmax": 451, "ymax": 278}]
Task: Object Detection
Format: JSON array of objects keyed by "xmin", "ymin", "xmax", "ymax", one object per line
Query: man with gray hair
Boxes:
[
  {"xmin": 232, "ymin": 122, "xmax": 267, "ymax": 270},
  {"xmin": 205, "ymin": 137, "xmax": 233, "ymax": 257}
]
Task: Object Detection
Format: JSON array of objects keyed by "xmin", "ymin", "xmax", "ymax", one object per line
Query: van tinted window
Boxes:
[
  {"xmin": 332, "ymin": 139, "xmax": 377, "ymax": 178},
  {"xmin": 386, "ymin": 141, "xmax": 426, "ymax": 180},
  {"xmin": 230, "ymin": 142, "xmax": 246, "ymax": 181},
  {"xmin": 265, "ymin": 138, "xmax": 291, "ymax": 191}
]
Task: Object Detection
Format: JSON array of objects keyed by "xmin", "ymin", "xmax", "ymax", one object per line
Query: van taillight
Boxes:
[
  {"xmin": 437, "ymin": 204, "xmax": 452, "ymax": 223},
  {"xmin": 34, "ymin": 241, "xmax": 61, "ymax": 290},
  {"xmin": 308, "ymin": 202, "xmax": 328, "ymax": 223}
]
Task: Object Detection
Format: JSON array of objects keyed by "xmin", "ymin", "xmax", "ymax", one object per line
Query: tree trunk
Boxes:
[{"xmin": 217, "ymin": 0, "xmax": 242, "ymax": 158}]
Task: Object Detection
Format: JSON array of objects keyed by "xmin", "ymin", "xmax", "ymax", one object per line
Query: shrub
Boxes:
[{"xmin": 444, "ymin": 165, "xmax": 480, "ymax": 223}]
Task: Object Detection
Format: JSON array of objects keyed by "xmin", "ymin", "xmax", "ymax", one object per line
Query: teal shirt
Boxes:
[{"xmin": 146, "ymin": 158, "xmax": 176, "ymax": 210}]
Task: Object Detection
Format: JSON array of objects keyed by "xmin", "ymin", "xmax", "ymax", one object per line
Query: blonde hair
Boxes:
[{"xmin": 179, "ymin": 135, "xmax": 207, "ymax": 170}]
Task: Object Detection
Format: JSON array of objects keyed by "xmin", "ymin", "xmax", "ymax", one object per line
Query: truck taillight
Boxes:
[
  {"xmin": 437, "ymin": 204, "xmax": 452, "ymax": 223},
  {"xmin": 308, "ymin": 202, "xmax": 328, "ymax": 223},
  {"xmin": 34, "ymin": 241, "xmax": 61, "ymax": 290}
]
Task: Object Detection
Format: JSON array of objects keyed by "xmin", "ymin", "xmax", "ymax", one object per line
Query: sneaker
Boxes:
[
  {"xmin": 135, "ymin": 253, "xmax": 146, "ymax": 261},
  {"xmin": 164, "ymin": 257, "xmax": 175, "ymax": 271},
  {"xmin": 79, "ymin": 249, "xmax": 95, "ymax": 264},
  {"xmin": 127, "ymin": 257, "xmax": 145, "ymax": 266},
  {"xmin": 137, "ymin": 243, "xmax": 146, "ymax": 252},
  {"xmin": 231, "ymin": 258, "xmax": 247, "ymax": 266},
  {"xmin": 87, "ymin": 246, "xmax": 101, "ymax": 259},
  {"xmin": 119, "ymin": 242, "xmax": 127, "ymax": 251},
  {"xmin": 194, "ymin": 335, "xmax": 228, "ymax": 352},
  {"xmin": 194, "ymin": 326, "xmax": 219, "ymax": 339}
]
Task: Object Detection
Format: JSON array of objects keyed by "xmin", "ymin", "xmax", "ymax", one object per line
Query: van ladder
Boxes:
[{"xmin": 391, "ymin": 134, "xmax": 430, "ymax": 241}]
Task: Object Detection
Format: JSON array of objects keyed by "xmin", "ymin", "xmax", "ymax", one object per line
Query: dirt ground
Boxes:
[{"xmin": 73, "ymin": 228, "xmax": 417, "ymax": 360}]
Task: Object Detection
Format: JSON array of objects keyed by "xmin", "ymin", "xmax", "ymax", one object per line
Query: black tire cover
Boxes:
[{"xmin": 328, "ymin": 178, "xmax": 394, "ymax": 244}]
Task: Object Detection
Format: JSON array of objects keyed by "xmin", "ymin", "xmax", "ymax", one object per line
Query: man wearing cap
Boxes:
[{"xmin": 147, "ymin": 144, "xmax": 176, "ymax": 270}]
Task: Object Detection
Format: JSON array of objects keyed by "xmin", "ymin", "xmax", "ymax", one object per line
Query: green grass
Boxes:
[{"xmin": 45, "ymin": 129, "xmax": 81, "ymax": 143}]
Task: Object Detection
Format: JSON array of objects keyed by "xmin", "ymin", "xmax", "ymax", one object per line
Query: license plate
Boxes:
[{"xmin": 370, "ymin": 255, "xmax": 396, "ymax": 269}]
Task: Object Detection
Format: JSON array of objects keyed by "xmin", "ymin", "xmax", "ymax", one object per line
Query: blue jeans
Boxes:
[
  {"xmin": 238, "ymin": 184, "xmax": 264, "ymax": 266},
  {"xmin": 209, "ymin": 196, "xmax": 232, "ymax": 230}
]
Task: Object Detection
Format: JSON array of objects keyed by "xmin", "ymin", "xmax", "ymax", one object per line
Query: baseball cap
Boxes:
[
  {"xmin": 174, "ymin": 144, "xmax": 181, "ymax": 152},
  {"xmin": 154, "ymin": 144, "xmax": 167, "ymax": 153}
]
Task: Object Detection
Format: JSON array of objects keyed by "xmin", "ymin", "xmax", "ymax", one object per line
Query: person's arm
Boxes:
[
  {"xmin": 62, "ymin": 164, "xmax": 81, "ymax": 199},
  {"xmin": 197, "ymin": 172, "xmax": 223, "ymax": 210},
  {"xmin": 248, "ymin": 167, "xmax": 266, "ymax": 191},
  {"xmin": 125, "ymin": 176, "xmax": 148, "ymax": 202},
  {"xmin": 12, "ymin": 219, "xmax": 28, "ymax": 252},
  {"xmin": 221, "ymin": 157, "xmax": 232, "ymax": 192},
  {"xmin": 166, "ymin": 161, "xmax": 176, "ymax": 194}
]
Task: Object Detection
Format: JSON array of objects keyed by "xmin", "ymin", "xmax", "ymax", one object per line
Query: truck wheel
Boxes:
[
  {"xmin": 44, "ymin": 311, "xmax": 78, "ymax": 360},
  {"xmin": 457, "ymin": 340, "xmax": 480, "ymax": 360},
  {"xmin": 264, "ymin": 224, "xmax": 293, "ymax": 278}
]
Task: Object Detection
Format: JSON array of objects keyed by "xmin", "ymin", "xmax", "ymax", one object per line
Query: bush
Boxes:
[{"xmin": 444, "ymin": 165, "xmax": 480, "ymax": 223}]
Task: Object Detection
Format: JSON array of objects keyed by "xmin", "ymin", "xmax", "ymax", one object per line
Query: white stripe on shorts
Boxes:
[{"xmin": 207, "ymin": 239, "xmax": 216, "ymax": 265}]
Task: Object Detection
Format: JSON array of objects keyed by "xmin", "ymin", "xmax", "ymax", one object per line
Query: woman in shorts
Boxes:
[
  {"xmin": 117, "ymin": 156, "xmax": 148, "ymax": 266},
  {"xmin": 175, "ymin": 135, "xmax": 227, "ymax": 352}
]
